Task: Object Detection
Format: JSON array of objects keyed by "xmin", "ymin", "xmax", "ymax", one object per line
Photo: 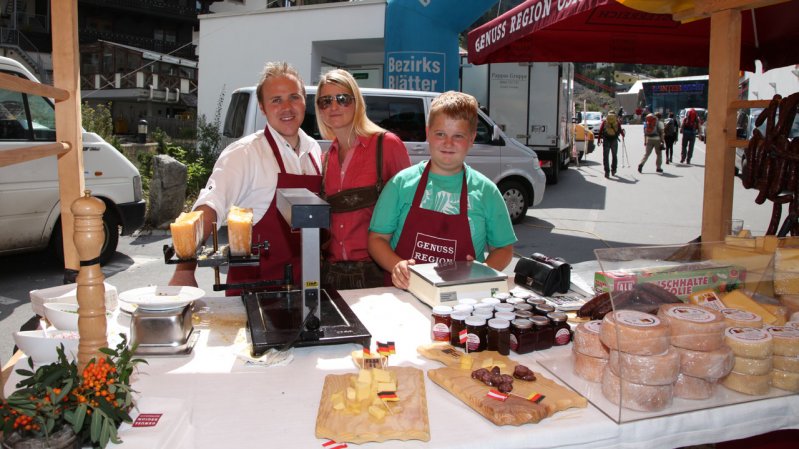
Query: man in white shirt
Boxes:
[{"xmin": 169, "ymin": 62, "xmax": 322, "ymax": 294}]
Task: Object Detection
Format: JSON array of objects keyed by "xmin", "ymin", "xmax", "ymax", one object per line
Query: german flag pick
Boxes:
[
  {"xmin": 362, "ymin": 345, "xmax": 371, "ymax": 357},
  {"xmin": 377, "ymin": 341, "xmax": 390, "ymax": 356},
  {"xmin": 527, "ymin": 392, "xmax": 545, "ymax": 404},
  {"xmin": 377, "ymin": 391, "xmax": 399, "ymax": 402},
  {"xmin": 387, "ymin": 341, "xmax": 396, "ymax": 355}
]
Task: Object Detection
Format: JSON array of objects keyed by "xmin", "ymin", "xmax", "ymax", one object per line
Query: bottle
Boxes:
[
  {"xmin": 450, "ymin": 311, "xmax": 470, "ymax": 347},
  {"xmin": 465, "ymin": 316, "xmax": 487, "ymax": 352},
  {"xmin": 548, "ymin": 312, "xmax": 572, "ymax": 346},
  {"xmin": 487, "ymin": 318, "xmax": 511, "ymax": 355},
  {"xmin": 510, "ymin": 318, "xmax": 535, "ymax": 354},
  {"xmin": 431, "ymin": 305, "xmax": 453, "ymax": 342}
]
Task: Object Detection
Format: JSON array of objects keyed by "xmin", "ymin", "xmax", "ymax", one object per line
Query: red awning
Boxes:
[{"xmin": 467, "ymin": 0, "xmax": 799, "ymax": 72}]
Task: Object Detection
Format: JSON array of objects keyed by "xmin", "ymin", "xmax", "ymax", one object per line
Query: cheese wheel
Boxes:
[
  {"xmin": 672, "ymin": 345, "xmax": 734, "ymax": 380},
  {"xmin": 724, "ymin": 327, "xmax": 773, "ymax": 359},
  {"xmin": 720, "ymin": 308, "xmax": 763, "ymax": 328},
  {"xmin": 170, "ymin": 210, "xmax": 204, "ymax": 259},
  {"xmin": 764, "ymin": 325, "xmax": 799, "ymax": 357},
  {"xmin": 657, "ymin": 304, "xmax": 726, "ymax": 351},
  {"xmin": 600, "ymin": 311, "xmax": 670, "ymax": 356},
  {"xmin": 608, "ymin": 349, "xmax": 679, "ymax": 386},
  {"xmin": 673, "ymin": 373, "xmax": 717, "ymax": 400},
  {"xmin": 572, "ymin": 347, "xmax": 608, "ymax": 382},
  {"xmin": 600, "ymin": 366, "xmax": 673, "ymax": 412},
  {"xmin": 227, "ymin": 206, "xmax": 253, "ymax": 257},
  {"xmin": 731, "ymin": 355, "xmax": 773, "ymax": 376},
  {"xmin": 779, "ymin": 295, "xmax": 799, "ymax": 317},
  {"xmin": 771, "ymin": 369, "xmax": 799, "ymax": 392},
  {"xmin": 774, "ymin": 248, "xmax": 799, "ymax": 295},
  {"xmin": 721, "ymin": 371, "xmax": 771, "ymax": 395},
  {"xmin": 773, "ymin": 355, "xmax": 799, "ymax": 373},
  {"xmin": 573, "ymin": 320, "xmax": 609, "ymax": 358}
]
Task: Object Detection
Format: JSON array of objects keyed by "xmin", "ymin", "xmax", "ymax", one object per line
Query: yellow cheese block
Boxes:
[
  {"xmin": 761, "ymin": 303, "xmax": 788, "ymax": 325},
  {"xmin": 227, "ymin": 206, "xmax": 253, "ymax": 257},
  {"xmin": 721, "ymin": 290, "xmax": 778, "ymax": 324},
  {"xmin": 724, "ymin": 235, "xmax": 756, "ymax": 248},
  {"xmin": 170, "ymin": 210, "xmax": 204, "ymax": 259},
  {"xmin": 774, "ymin": 248, "xmax": 799, "ymax": 295}
]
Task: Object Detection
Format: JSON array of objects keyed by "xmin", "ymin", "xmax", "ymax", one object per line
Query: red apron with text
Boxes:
[
  {"xmin": 394, "ymin": 163, "xmax": 475, "ymax": 265},
  {"xmin": 225, "ymin": 128, "xmax": 321, "ymax": 296}
]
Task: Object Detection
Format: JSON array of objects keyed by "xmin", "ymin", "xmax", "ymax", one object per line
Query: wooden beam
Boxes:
[
  {"xmin": 0, "ymin": 142, "xmax": 70, "ymax": 167},
  {"xmin": 702, "ymin": 8, "xmax": 742, "ymax": 243},
  {"xmin": 0, "ymin": 72, "xmax": 69, "ymax": 101},
  {"xmin": 728, "ymin": 138, "xmax": 749, "ymax": 148}
]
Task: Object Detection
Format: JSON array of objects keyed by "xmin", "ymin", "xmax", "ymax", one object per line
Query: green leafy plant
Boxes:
[{"xmin": 0, "ymin": 335, "xmax": 146, "ymax": 448}]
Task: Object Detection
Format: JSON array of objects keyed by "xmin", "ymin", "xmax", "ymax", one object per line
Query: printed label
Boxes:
[
  {"xmin": 555, "ymin": 328, "xmax": 571, "ymax": 345},
  {"xmin": 466, "ymin": 333, "xmax": 481, "ymax": 351},
  {"xmin": 585, "ymin": 320, "xmax": 602, "ymax": 334},
  {"xmin": 725, "ymin": 327, "xmax": 772, "ymax": 342},
  {"xmin": 666, "ymin": 305, "xmax": 717, "ymax": 323},
  {"xmin": 720, "ymin": 308, "xmax": 760, "ymax": 323},
  {"xmin": 133, "ymin": 413, "xmax": 162, "ymax": 428},
  {"xmin": 432, "ymin": 323, "xmax": 450, "ymax": 341},
  {"xmin": 615, "ymin": 310, "xmax": 661, "ymax": 328}
]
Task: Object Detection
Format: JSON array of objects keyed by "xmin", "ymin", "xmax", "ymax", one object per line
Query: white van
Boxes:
[
  {"xmin": 222, "ymin": 86, "xmax": 546, "ymax": 224},
  {"xmin": 0, "ymin": 57, "xmax": 145, "ymax": 264}
]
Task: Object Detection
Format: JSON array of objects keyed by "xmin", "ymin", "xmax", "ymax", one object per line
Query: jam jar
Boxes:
[
  {"xmin": 431, "ymin": 305, "xmax": 453, "ymax": 342},
  {"xmin": 514, "ymin": 303, "xmax": 533, "ymax": 313},
  {"xmin": 457, "ymin": 298, "xmax": 478, "ymax": 307},
  {"xmin": 473, "ymin": 307, "xmax": 495, "ymax": 319},
  {"xmin": 510, "ymin": 290, "xmax": 531, "ymax": 300},
  {"xmin": 493, "ymin": 292, "xmax": 512, "ymax": 302},
  {"xmin": 487, "ymin": 318, "xmax": 511, "ymax": 355},
  {"xmin": 534, "ymin": 304, "xmax": 556, "ymax": 317},
  {"xmin": 526, "ymin": 298, "xmax": 546, "ymax": 308},
  {"xmin": 453, "ymin": 304, "xmax": 474, "ymax": 315},
  {"xmin": 495, "ymin": 311, "xmax": 517, "ymax": 322},
  {"xmin": 494, "ymin": 303, "xmax": 515, "ymax": 314},
  {"xmin": 506, "ymin": 297, "xmax": 525, "ymax": 306},
  {"xmin": 481, "ymin": 297, "xmax": 501, "ymax": 308},
  {"xmin": 510, "ymin": 318, "xmax": 535, "ymax": 354},
  {"xmin": 449, "ymin": 311, "xmax": 470, "ymax": 347},
  {"xmin": 548, "ymin": 312, "xmax": 572, "ymax": 346},
  {"xmin": 465, "ymin": 316, "xmax": 487, "ymax": 352},
  {"xmin": 531, "ymin": 315, "xmax": 554, "ymax": 351},
  {"xmin": 515, "ymin": 310, "xmax": 534, "ymax": 320}
]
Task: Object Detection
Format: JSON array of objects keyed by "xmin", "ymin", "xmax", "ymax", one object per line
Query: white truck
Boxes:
[{"xmin": 461, "ymin": 61, "xmax": 574, "ymax": 184}]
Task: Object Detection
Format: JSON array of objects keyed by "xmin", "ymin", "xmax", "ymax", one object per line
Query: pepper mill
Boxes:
[{"xmin": 71, "ymin": 190, "xmax": 108, "ymax": 367}]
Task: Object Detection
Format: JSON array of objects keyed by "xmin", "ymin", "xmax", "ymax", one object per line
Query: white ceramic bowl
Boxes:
[
  {"xmin": 44, "ymin": 302, "xmax": 79, "ymax": 331},
  {"xmin": 13, "ymin": 330, "xmax": 80, "ymax": 365}
]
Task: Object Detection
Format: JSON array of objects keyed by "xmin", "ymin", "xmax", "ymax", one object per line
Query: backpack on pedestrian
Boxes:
[
  {"xmin": 604, "ymin": 119, "xmax": 618, "ymax": 138},
  {"xmin": 664, "ymin": 118, "xmax": 677, "ymax": 137},
  {"xmin": 644, "ymin": 114, "xmax": 658, "ymax": 136}
]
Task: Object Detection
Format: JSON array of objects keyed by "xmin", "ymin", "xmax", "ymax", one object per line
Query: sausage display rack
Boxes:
[{"xmin": 164, "ymin": 188, "xmax": 371, "ymax": 356}]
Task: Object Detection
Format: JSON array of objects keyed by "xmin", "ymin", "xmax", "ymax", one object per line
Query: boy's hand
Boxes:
[{"xmin": 391, "ymin": 259, "xmax": 416, "ymax": 290}]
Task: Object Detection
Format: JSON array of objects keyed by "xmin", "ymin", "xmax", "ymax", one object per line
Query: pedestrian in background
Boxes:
[
  {"xmin": 681, "ymin": 108, "xmax": 701, "ymax": 164},
  {"xmin": 663, "ymin": 112, "xmax": 679, "ymax": 164},
  {"xmin": 638, "ymin": 113, "xmax": 665, "ymax": 174},
  {"xmin": 597, "ymin": 111, "xmax": 625, "ymax": 178}
]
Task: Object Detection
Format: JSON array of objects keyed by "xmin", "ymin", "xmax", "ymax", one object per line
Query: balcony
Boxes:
[
  {"xmin": 80, "ymin": 0, "xmax": 197, "ymax": 21},
  {"xmin": 79, "ymin": 29, "xmax": 195, "ymax": 59}
]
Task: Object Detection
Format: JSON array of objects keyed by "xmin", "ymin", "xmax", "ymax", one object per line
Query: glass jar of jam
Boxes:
[
  {"xmin": 457, "ymin": 297, "xmax": 478, "ymax": 307},
  {"xmin": 493, "ymin": 292, "xmax": 512, "ymax": 302},
  {"xmin": 473, "ymin": 308, "xmax": 494, "ymax": 319},
  {"xmin": 531, "ymin": 315, "xmax": 554, "ymax": 351},
  {"xmin": 480, "ymin": 297, "xmax": 501, "ymax": 308},
  {"xmin": 473, "ymin": 302, "xmax": 494, "ymax": 314},
  {"xmin": 487, "ymin": 318, "xmax": 511, "ymax": 355},
  {"xmin": 514, "ymin": 303, "xmax": 533, "ymax": 313},
  {"xmin": 506, "ymin": 297, "xmax": 524, "ymax": 306},
  {"xmin": 534, "ymin": 304, "xmax": 556, "ymax": 317},
  {"xmin": 510, "ymin": 318, "xmax": 535, "ymax": 354},
  {"xmin": 449, "ymin": 311, "xmax": 470, "ymax": 347},
  {"xmin": 465, "ymin": 316, "xmax": 487, "ymax": 352},
  {"xmin": 510, "ymin": 290, "xmax": 531, "ymax": 300},
  {"xmin": 453, "ymin": 304, "xmax": 474, "ymax": 315},
  {"xmin": 526, "ymin": 298, "xmax": 546, "ymax": 308},
  {"xmin": 431, "ymin": 305, "xmax": 453, "ymax": 342},
  {"xmin": 548, "ymin": 312, "xmax": 571, "ymax": 346},
  {"xmin": 495, "ymin": 311, "xmax": 516, "ymax": 321},
  {"xmin": 494, "ymin": 303, "xmax": 515, "ymax": 314},
  {"xmin": 515, "ymin": 310, "xmax": 533, "ymax": 320}
]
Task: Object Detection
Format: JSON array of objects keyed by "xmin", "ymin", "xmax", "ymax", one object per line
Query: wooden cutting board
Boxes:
[
  {"xmin": 315, "ymin": 366, "xmax": 430, "ymax": 444},
  {"xmin": 418, "ymin": 343, "xmax": 587, "ymax": 426}
]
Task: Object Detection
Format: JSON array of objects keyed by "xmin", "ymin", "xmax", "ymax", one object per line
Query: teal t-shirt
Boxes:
[{"xmin": 369, "ymin": 162, "xmax": 517, "ymax": 262}]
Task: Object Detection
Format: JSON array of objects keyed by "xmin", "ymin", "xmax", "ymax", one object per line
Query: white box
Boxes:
[{"xmin": 29, "ymin": 282, "xmax": 118, "ymax": 317}]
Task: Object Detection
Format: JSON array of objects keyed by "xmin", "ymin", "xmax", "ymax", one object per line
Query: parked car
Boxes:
[
  {"xmin": 222, "ymin": 86, "xmax": 546, "ymax": 224},
  {"xmin": 0, "ymin": 57, "xmax": 145, "ymax": 264},
  {"xmin": 572, "ymin": 122, "xmax": 595, "ymax": 161},
  {"xmin": 578, "ymin": 111, "xmax": 603, "ymax": 137}
]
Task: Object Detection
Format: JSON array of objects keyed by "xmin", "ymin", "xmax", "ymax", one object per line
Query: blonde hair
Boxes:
[
  {"xmin": 428, "ymin": 91, "xmax": 478, "ymax": 133},
  {"xmin": 315, "ymin": 69, "xmax": 384, "ymax": 140},
  {"xmin": 256, "ymin": 61, "xmax": 305, "ymax": 107}
]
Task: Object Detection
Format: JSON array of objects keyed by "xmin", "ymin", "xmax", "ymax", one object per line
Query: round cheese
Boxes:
[
  {"xmin": 721, "ymin": 308, "xmax": 763, "ymax": 328},
  {"xmin": 572, "ymin": 347, "xmax": 608, "ymax": 382},
  {"xmin": 600, "ymin": 311, "xmax": 670, "ymax": 356},
  {"xmin": 773, "ymin": 355, "xmax": 799, "ymax": 373},
  {"xmin": 600, "ymin": 366, "xmax": 673, "ymax": 412},
  {"xmin": 721, "ymin": 371, "xmax": 771, "ymax": 396},
  {"xmin": 608, "ymin": 348, "xmax": 680, "ymax": 385},
  {"xmin": 574, "ymin": 320, "xmax": 609, "ymax": 358},
  {"xmin": 673, "ymin": 373, "xmax": 717, "ymax": 400},
  {"xmin": 731, "ymin": 355, "xmax": 772, "ymax": 376},
  {"xmin": 771, "ymin": 368, "xmax": 799, "ymax": 392},
  {"xmin": 672, "ymin": 345, "xmax": 734, "ymax": 380},
  {"xmin": 657, "ymin": 304, "xmax": 726, "ymax": 351},
  {"xmin": 764, "ymin": 326, "xmax": 799, "ymax": 357},
  {"xmin": 724, "ymin": 327, "xmax": 773, "ymax": 359}
]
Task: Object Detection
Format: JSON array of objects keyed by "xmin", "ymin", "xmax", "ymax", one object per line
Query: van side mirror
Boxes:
[{"xmin": 492, "ymin": 124, "xmax": 504, "ymax": 144}]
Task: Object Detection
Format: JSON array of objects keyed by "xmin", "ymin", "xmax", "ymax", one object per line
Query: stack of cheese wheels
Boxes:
[
  {"xmin": 657, "ymin": 304, "xmax": 731, "ymax": 400},
  {"xmin": 720, "ymin": 308, "xmax": 763, "ymax": 328},
  {"xmin": 765, "ymin": 326, "xmax": 799, "ymax": 392},
  {"xmin": 572, "ymin": 320, "xmax": 609, "ymax": 382},
  {"xmin": 599, "ymin": 311, "xmax": 673, "ymax": 411},
  {"xmin": 721, "ymin": 327, "xmax": 774, "ymax": 395}
]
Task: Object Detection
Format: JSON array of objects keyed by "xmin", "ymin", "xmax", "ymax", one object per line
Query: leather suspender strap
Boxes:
[{"xmin": 375, "ymin": 132, "xmax": 384, "ymax": 193}]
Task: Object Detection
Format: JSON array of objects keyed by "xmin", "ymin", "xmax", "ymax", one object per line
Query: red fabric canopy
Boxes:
[{"xmin": 467, "ymin": 0, "xmax": 799, "ymax": 72}]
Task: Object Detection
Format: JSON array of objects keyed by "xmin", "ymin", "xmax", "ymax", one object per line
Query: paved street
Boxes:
[{"xmin": 0, "ymin": 124, "xmax": 773, "ymax": 361}]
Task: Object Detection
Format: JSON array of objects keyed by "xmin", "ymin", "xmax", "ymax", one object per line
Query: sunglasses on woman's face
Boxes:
[{"xmin": 317, "ymin": 93, "xmax": 354, "ymax": 110}]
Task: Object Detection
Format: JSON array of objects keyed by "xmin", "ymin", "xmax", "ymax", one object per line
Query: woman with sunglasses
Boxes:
[{"xmin": 315, "ymin": 69, "xmax": 411, "ymax": 290}]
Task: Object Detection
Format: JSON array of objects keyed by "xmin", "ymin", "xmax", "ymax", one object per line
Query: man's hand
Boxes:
[{"xmin": 391, "ymin": 259, "xmax": 416, "ymax": 290}]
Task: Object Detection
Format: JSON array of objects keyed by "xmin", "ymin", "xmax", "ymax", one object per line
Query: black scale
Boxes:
[{"xmin": 164, "ymin": 188, "xmax": 371, "ymax": 356}]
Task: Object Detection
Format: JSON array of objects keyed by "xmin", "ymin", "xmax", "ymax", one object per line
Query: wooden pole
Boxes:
[
  {"xmin": 701, "ymin": 7, "xmax": 741, "ymax": 243},
  {"xmin": 51, "ymin": 0, "xmax": 84, "ymax": 277}
]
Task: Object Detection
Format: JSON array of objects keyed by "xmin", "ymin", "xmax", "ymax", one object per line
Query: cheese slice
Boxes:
[
  {"xmin": 721, "ymin": 290, "xmax": 777, "ymax": 324},
  {"xmin": 774, "ymin": 248, "xmax": 799, "ymax": 295},
  {"xmin": 170, "ymin": 210, "xmax": 204, "ymax": 259},
  {"xmin": 227, "ymin": 206, "xmax": 253, "ymax": 257}
]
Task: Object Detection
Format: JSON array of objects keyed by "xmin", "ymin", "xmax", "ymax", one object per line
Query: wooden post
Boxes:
[
  {"xmin": 72, "ymin": 191, "xmax": 108, "ymax": 367},
  {"xmin": 51, "ymin": 0, "xmax": 84, "ymax": 277},
  {"xmin": 701, "ymin": 8, "xmax": 741, "ymax": 243}
]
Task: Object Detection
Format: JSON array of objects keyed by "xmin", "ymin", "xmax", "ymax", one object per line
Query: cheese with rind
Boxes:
[
  {"xmin": 773, "ymin": 355, "xmax": 799, "ymax": 373},
  {"xmin": 721, "ymin": 371, "xmax": 771, "ymax": 395},
  {"xmin": 227, "ymin": 206, "xmax": 253, "ymax": 257},
  {"xmin": 600, "ymin": 366, "xmax": 673, "ymax": 412},
  {"xmin": 572, "ymin": 347, "xmax": 607, "ymax": 383},
  {"xmin": 724, "ymin": 327, "xmax": 773, "ymax": 359},
  {"xmin": 170, "ymin": 210, "xmax": 204, "ymax": 259},
  {"xmin": 608, "ymin": 348, "xmax": 680, "ymax": 385},
  {"xmin": 672, "ymin": 345, "xmax": 734, "ymax": 380},
  {"xmin": 720, "ymin": 308, "xmax": 763, "ymax": 328},
  {"xmin": 771, "ymin": 368, "xmax": 799, "ymax": 392},
  {"xmin": 774, "ymin": 248, "xmax": 799, "ymax": 295},
  {"xmin": 731, "ymin": 355, "xmax": 772, "ymax": 376},
  {"xmin": 573, "ymin": 320, "xmax": 609, "ymax": 358},
  {"xmin": 599, "ymin": 311, "xmax": 670, "ymax": 356},
  {"xmin": 764, "ymin": 325, "xmax": 799, "ymax": 357},
  {"xmin": 673, "ymin": 373, "xmax": 717, "ymax": 400},
  {"xmin": 657, "ymin": 304, "xmax": 726, "ymax": 351}
]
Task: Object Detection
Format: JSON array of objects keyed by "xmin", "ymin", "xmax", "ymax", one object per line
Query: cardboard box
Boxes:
[{"xmin": 594, "ymin": 263, "xmax": 746, "ymax": 300}]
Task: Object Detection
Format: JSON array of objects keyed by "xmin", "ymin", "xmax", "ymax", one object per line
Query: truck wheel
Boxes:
[
  {"xmin": 50, "ymin": 208, "xmax": 120, "ymax": 265},
  {"xmin": 546, "ymin": 161, "xmax": 560, "ymax": 185},
  {"xmin": 499, "ymin": 180, "xmax": 529, "ymax": 224}
]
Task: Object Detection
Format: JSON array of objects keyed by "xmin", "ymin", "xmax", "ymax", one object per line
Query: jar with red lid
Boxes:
[
  {"xmin": 531, "ymin": 315, "xmax": 553, "ymax": 351},
  {"xmin": 487, "ymin": 318, "xmax": 511, "ymax": 355},
  {"xmin": 465, "ymin": 316, "xmax": 487, "ymax": 352},
  {"xmin": 548, "ymin": 312, "xmax": 572, "ymax": 346},
  {"xmin": 510, "ymin": 318, "xmax": 535, "ymax": 354},
  {"xmin": 431, "ymin": 305, "xmax": 453, "ymax": 342}
]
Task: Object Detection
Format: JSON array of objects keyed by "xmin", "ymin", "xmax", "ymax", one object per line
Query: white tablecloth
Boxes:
[{"xmin": 7, "ymin": 287, "xmax": 799, "ymax": 449}]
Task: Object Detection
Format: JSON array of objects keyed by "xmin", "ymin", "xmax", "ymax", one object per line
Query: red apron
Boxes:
[
  {"xmin": 225, "ymin": 128, "xmax": 321, "ymax": 296},
  {"xmin": 394, "ymin": 163, "xmax": 475, "ymax": 264}
]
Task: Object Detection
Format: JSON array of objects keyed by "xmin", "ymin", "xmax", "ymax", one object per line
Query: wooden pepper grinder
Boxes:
[{"xmin": 71, "ymin": 190, "xmax": 108, "ymax": 367}]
